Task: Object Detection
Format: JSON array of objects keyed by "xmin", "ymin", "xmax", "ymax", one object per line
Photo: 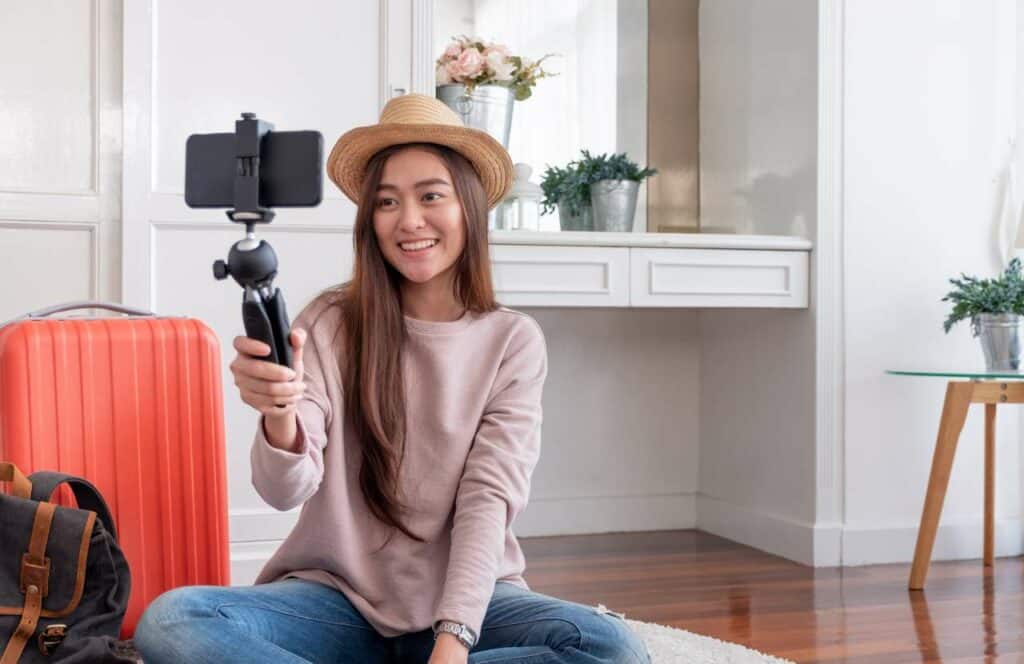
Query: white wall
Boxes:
[
  {"xmin": 841, "ymin": 0, "xmax": 1023, "ymax": 565},
  {"xmin": 0, "ymin": 0, "xmax": 123, "ymax": 320},
  {"xmin": 695, "ymin": 0, "xmax": 820, "ymax": 564},
  {"xmin": 520, "ymin": 308, "xmax": 700, "ymax": 538},
  {"xmin": 118, "ymin": 0, "xmax": 703, "ymax": 584},
  {"xmin": 11, "ymin": 0, "xmax": 1015, "ymax": 579},
  {"xmin": 0, "ymin": 0, "xmax": 703, "ymax": 586}
]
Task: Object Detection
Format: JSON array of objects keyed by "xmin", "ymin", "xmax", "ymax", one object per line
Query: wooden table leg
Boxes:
[
  {"xmin": 909, "ymin": 381, "xmax": 973, "ymax": 590},
  {"xmin": 984, "ymin": 403, "xmax": 995, "ymax": 567}
]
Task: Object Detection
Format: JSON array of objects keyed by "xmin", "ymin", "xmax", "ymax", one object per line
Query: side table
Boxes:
[{"xmin": 887, "ymin": 370, "xmax": 1023, "ymax": 590}]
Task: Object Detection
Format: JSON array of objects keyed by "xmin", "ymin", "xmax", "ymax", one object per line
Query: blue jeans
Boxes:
[{"xmin": 133, "ymin": 578, "xmax": 650, "ymax": 664}]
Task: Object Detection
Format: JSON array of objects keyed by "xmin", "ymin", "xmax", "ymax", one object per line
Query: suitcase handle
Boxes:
[{"xmin": 25, "ymin": 301, "xmax": 156, "ymax": 319}]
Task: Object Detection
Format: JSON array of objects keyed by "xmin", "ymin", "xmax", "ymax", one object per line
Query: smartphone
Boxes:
[{"xmin": 185, "ymin": 130, "xmax": 323, "ymax": 208}]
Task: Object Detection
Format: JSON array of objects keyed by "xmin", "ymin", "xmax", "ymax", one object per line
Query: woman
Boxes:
[{"xmin": 134, "ymin": 94, "xmax": 650, "ymax": 664}]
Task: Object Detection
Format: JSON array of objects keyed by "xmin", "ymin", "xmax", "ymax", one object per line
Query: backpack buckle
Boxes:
[{"xmin": 38, "ymin": 623, "xmax": 66, "ymax": 656}]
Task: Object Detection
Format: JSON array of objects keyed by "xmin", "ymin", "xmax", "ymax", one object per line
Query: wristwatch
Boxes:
[{"xmin": 432, "ymin": 619, "xmax": 477, "ymax": 649}]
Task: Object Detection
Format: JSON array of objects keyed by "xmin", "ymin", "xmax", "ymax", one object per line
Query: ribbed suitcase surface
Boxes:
[{"xmin": 0, "ymin": 313, "xmax": 230, "ymax": 638}]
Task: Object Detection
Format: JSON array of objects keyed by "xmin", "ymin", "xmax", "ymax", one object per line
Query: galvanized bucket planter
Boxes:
[
  {"xmin": 557, "ymin": 202, "xmax": 594, "ymax": 232},
  {"xmin": 591, "ymin": 179, "xmax": 639, "ymax": 232},
  {"xmin": 972, "ymin": 313, "xmax": 1024, "ymax": 370},
  {"xmin": 436, "ymin": 84, "xmax": 514, "ymax": 149}
]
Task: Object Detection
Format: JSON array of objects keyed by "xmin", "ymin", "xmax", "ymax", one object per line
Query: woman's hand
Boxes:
[
  {"xmin": 229, "ymin": 329, "xmax": 307, "ymax": 418},
  {"xmin": 428, "ymin": 634, "xmax": 469, "ymax": 664}
]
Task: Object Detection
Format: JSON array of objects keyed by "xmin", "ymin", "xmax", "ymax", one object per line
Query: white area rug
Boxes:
[{"xmin": 624, "ymin": 617, "xmax": 795, "ymax": 664}]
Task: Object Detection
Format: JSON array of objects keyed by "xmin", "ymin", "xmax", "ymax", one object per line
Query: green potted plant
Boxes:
[
  {"xmin": 539, "ymin": 160, "xmax": 594, "ymax": 231},
  {"xmin": 584, "ymin": 151, "xmax": 658, "ymax": 232},
  {"xmin": 942, "ymin": 257, "xmax": 1024, "ymax": 370},
  {"xmin": 539, "ymin": 150, "xmax": 658, "ymax": 232}
]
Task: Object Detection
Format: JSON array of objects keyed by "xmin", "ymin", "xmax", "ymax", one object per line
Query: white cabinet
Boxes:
[
  {"xmin": 490, "ymin": 244, "xmax": 630, "ymax": 307},
  {"xmin": 629, "ymin": 247, "xmax": 809, "ymax": 308},
  {"xmin": 490, "ymin": 233, "xmax": 811, "ymax": 309}
]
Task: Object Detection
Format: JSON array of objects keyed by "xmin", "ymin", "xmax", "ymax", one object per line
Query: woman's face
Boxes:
[{"xmin": 372, "ymin": 147, "xmax": 466, "ymax": 289}]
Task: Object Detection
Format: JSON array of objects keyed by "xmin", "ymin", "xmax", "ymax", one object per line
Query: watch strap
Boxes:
[{"xmin": 433, "ymin": 619, "xmax": 477, "ymax": 648}]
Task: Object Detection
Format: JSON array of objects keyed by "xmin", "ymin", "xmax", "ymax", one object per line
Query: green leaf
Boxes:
[{"xmin": 942, "ymin": 258, "xmax": 1024, "ymax": 332}]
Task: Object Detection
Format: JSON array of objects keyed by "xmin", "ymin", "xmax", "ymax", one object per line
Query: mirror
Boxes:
[
  {"xmin": 430, "ymin": 2, "xmax": 819, "ymax": 238},
  {"xmin": 432, "ymin": 0, "xmax": 662, "ymax": 233}
]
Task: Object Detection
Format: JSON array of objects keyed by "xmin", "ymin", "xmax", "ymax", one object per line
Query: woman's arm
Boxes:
[
  {"xmin": 250, "ymin": 302, "xmax": 336, "ymax": 511},
  {"xmin": 432, "ymin": 317, "xmax": 548, "ymax": 639}
]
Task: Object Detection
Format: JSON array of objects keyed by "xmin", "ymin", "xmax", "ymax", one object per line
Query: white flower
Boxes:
[{"xmin": 485, "ymin": 50, "xmax": 515, "ymax": 81}]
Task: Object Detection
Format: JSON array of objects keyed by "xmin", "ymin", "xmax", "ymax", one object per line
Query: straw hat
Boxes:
[{"xmin": 327, "ymin": 93, "xmax": 514, "ymax": 210}]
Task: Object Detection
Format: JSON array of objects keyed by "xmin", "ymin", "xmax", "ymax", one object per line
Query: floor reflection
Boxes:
[{"xmin": 909, "ymin": 590, "xmax": 941, "ymax": 662}]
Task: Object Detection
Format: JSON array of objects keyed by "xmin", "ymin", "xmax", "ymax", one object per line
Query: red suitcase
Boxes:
[{"xmin": 0, "ymin": 301, "xmax": 231, "ymax": 638}]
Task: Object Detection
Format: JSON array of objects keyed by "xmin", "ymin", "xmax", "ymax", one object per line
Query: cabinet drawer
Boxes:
[
  {"xmin": 629, "ymin": 247, "xmax": 809, "ymax": 308},
  {"xmin": 490, "ymin": 244, "xmax": 630, "ymax": 307}
]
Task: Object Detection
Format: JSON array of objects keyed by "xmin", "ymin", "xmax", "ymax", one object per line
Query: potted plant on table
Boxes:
[
  {"xmin": 435, "ymin": 35, "xmax": 558, "ymax": 148},
  {"xmin": 539, "ymin": 160, "xmax": 593, "ymax": 232},
  {"xmin": 539, "ymin": 150, "xmax": 658, "ymax": 232},
  {"xmin": 583, "ymin": 151, "xmax": 658, "ymax": 232},
  {"xmin": 942, "ymin": 257, "xmax": 1024, "ymax": 370}
]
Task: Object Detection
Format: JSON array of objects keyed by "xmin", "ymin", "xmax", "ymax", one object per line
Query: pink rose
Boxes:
[
  {"xmin": 455, "ymin": 47, "xmax": 486, "ymax": 79},
  {"xmin": 445, "ymin": 60, "xmax": 463, "ymax": 82},
  {"xmin": 443, "ymin": 42, "xmax": 461, "ymax": 60}
]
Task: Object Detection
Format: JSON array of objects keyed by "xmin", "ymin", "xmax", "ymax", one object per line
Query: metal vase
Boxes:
[
  {"xmin": 557, "ymin": 202, "xmax": 594, "ymax": 232},
  {"xmin": 973, "ymin": 313, "xmax": 1024, "ymax": 370},
  {"xmin": 590, "ymin": 179, "xmax": 639, "ymax": 232},
  {"xmin": 436, "ymin": 84, "xmax": 514, "ymax": 149}
]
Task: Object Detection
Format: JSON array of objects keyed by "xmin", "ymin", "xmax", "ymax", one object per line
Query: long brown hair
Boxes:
[{"xmin": 320, "ymin": 143, "xmax": 500, "ymax": 548}]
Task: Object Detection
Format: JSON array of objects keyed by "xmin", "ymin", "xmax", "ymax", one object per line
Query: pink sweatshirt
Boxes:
[{"xmin": 249, "ymin": 294, "xmax": 548, "ymax": 639}]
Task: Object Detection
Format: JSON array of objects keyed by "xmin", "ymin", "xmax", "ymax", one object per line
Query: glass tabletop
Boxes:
[{"xmin": 887, "ymin": 369, "xmax": 1024, "ymax": 379}]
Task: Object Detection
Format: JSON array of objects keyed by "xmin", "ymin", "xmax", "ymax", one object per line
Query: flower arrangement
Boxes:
[
  {"xmin": 435, "ymin": 35, "xmax": 558, "ymax": 101},
  {"xmin": 942, "ymin": 257, "xmax": 1024, "ymax": 333}
]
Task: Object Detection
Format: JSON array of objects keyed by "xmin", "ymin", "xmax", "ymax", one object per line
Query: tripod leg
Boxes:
[
  {"xmin": 264, "ymin": 288, "xmax": 293, "ymax": 369},
  {"xmin": 242, "ymin": 288, "xmax": 279, "ymax": 364}
]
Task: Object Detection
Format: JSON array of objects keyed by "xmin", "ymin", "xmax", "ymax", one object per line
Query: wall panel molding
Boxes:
[
  {"xmin": 814, "ymin": 0, "xmax": 846, "ymax": 564},
  {"xmin": 0, "ymin": 220, "xmax": 99, "ymax": 301}
]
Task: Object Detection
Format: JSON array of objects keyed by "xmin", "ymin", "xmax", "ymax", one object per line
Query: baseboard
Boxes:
[
  {"xmin": 515, "ymin": 491, "xmax": 697, "ymax": 536},
  {"xmin": 229, "ymin": 492, "xmax": 699, "ymax": 583},
  {"xmin": 230, "ymin": 540, "xmax": 282, "ymax": 586},
  {"xmin": 230, "ymin": 504, "xmax": 1024, "ymax": 580},
  {"xmin": 695, "ymin": 494, "xmax": 837, "ymax": 566},
  {"xmin": 841, "ymin": 517, "xmax": 1024, "ymax": 565}
]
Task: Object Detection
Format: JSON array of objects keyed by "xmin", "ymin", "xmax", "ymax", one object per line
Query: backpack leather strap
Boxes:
[
  {"xmin": 0, "ymin": 463, "xmax": 31, "ymax": 500},
  {"xmin": 28, "ymin": 472, "xmax": 117, "ymax": 540},
  {"xmin": 1, "ymin": 501, "xmax": 56, "ymax": 664}
]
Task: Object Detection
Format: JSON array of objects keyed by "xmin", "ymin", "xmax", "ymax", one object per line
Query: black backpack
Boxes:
[{"xmin": 1, "ymin": 463, "xmax": 138, "ymax": 663}]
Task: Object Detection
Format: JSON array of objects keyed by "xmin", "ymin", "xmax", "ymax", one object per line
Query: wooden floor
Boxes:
[{"xmin": 519, "ymin": 530, "xmax": 1024, "ymax": 664}]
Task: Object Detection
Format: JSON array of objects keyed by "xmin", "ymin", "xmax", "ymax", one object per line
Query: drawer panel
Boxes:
[
  {"xmin": 629, "ymin": 247, "xmax": 809, "ymax": 308},
  {"xmin": 490, "ymin": 244, "xmax": 630, "ymax": 307}
]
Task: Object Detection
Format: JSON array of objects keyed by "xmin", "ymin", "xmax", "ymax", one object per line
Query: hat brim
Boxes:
[{"xmin": 327, "ymin": 123, "xmax": 514, "ymax": 210}]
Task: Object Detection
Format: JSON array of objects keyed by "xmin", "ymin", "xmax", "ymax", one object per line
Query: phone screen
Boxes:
[{"xmin": 185, "ymin": 130, "xmax": 323, "ymax": 208}]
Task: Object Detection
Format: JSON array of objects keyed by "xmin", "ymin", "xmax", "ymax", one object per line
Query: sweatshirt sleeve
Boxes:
[
  {"xmin": 432, "ymin": 317, "xmax": 548, "ymax": 638},
  {"xmin": 250, "ymin": 302, "xmax": 335, "ymax": 512}
]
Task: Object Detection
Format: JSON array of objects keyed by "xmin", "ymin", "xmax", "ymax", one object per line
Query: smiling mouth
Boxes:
[{"xmin": 399, "ymin": 239, "xmax": 440, "ymax": 253}]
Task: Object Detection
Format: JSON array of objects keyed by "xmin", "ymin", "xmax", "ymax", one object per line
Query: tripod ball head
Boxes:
[{"xmin": 212, "ymin": 237, "xmax": 279, "ymax": 289}]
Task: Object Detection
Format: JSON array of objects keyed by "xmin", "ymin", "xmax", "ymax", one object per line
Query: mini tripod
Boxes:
[
  {"xmin": 213, "ymin": 214, "xmax": 292, "ymax": 369},
  {"xmin": 210, "ymin": 113, "xmax": 291, "ymax": 369}
]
